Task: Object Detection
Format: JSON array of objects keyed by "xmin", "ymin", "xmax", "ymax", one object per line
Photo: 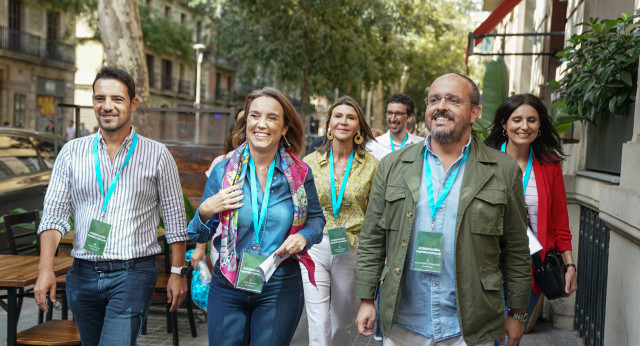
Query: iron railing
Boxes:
[
  {"xmin": 575, "ymin": 206, "xmax": 610, "ymax": 346},
  {"xmin": 0, "ymin": 26, "xmax": 75, "ymax": 65}
]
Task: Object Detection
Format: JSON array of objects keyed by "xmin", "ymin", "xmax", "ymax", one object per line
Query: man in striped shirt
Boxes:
[{"xmin": 34, "ymin": 66, "xmax": 190, "ymax": 345}]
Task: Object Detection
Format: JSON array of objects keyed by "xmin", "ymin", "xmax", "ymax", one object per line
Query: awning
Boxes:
[{"xmin": 465, "ymin": 0, "xmax": 523, "ymax": 72}]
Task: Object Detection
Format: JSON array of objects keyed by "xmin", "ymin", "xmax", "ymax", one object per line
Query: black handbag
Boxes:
[{"xmin": 532, "ymin": 250, "xmax": 566, "ymax": 300}]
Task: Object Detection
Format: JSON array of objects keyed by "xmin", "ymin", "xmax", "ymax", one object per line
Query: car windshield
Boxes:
[{"xmin": 0, "ymin": 135, "xmax": 41, "ymax": 177}]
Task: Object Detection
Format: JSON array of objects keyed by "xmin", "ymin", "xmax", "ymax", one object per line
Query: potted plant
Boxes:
[{"xmin": 549, "ymin": 11, "xmax": 640, "ymax": 174}]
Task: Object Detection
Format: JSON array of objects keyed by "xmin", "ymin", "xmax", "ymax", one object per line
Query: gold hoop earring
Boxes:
[
  {"xmin": 354, "ymin": 131, "xmax": 364, "ymax": 144},
  {"xmin": 326, "ymin": 128, "xmax": 334, "ymax": 140},
  {"xmin": 282, "ymin": 135, "xmax": 291, "ymax": 147},
  {"xmin": 502, "ymin": 129, "xmax": 507, "ymax": 137}
]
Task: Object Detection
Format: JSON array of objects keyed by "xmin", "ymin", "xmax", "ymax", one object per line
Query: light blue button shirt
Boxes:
[
  {"xmin": 188, "ymin": 154, "xmax": 325, "ymax": 264},
  {"xmin": 395, "ymin": 135, "xmax": 470, "ymax": 341}
]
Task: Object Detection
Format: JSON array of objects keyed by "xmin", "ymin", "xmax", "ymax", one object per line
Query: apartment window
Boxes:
[
  {"xmin": 146, "ymin": 54, "xmax": 155, "ymax": 88},
  {"xmin": 14, "ymin": 94, "xmax": 26, "ymax": 128},
  {"xmin": 8, "ymin": 0, "xmax": 22, "ymax": 50},
  {"xmin": 165, "ymin": 6, "xmax": 171, "ymax": 17},
  {"xmin": 46, "ymin": 12, "xmax": 59, "ymax": 59},
  {"xmin": 181, "ymin": 13, "xmax": 186, "ymax": 24},
  {"xmin": 162, "ymin": 59, "xmax": 173, "ymax": 91},
  {"xmin": 196, "ymin": 21, "xmax": 202, "ymax": 42}
]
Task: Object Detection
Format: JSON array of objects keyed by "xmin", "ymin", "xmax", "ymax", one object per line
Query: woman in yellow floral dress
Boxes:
[{"xmin": 301, "ymin": 96, "xmax": 378, "ymax": 345}]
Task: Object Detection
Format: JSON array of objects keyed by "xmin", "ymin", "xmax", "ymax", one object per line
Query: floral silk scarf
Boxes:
[{"xmin": 219, "ymin": 142, "xmax": 316, "ymax": 286}]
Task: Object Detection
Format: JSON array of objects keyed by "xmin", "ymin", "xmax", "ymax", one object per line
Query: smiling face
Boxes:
[
  {"xmin": 245, "ymin": 96, "xmax": 288, "ymax": 154},
  {"xmin": 425, "ymin": 74, "xmax": 480, "ymax": 145},
  {"xmin": 329, "ymin": 104, "xmax": 360, "ymax": 143},
  {"xmin": 92, "ymin": 78, "xmax": 138, "ymax": 134},
  {"xmin": 385, "ymin": 102, "xmax": 413, "ymax": 136},
  {"xmin": 502, "ymin": 104, "xmax": 540, "ymax": 148}
]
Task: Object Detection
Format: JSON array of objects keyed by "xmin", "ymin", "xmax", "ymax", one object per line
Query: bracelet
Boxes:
[
  {"xmin": 565, "ymin": 263, "xmax": 576, "ymax": 270},
  {"xmin": 196, "ymin": 243, "xmax": 207, "ymax": 249}
]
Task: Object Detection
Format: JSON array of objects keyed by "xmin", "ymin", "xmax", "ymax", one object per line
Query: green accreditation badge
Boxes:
[
  {"xmin": 328, "ymin": 227, "xmax": 350, "ymax": 256},
  {"xmin": 413, "ymin": 231, "xmax": 444, "ymax": 273},
  {"xmin": 83, "ymin": 219, "xmax": 112, "ymax": 255},
  {"xmin": 235, "ymin": 252, "xmax": 267, "ymax": 293}
]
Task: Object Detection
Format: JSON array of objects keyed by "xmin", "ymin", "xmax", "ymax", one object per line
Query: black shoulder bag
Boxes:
[{"xmin": 531, "ymin": 250, "xmax": 566, "ymax": 300}]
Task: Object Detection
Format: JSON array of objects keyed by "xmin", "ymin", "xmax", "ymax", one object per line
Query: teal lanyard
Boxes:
[
  {"xmin": 248, "ymin": 147, "xmax": 276, "ymax": 244},
  {"xmin": 424, "ymin": 146, "xmax": 469, "ymax": 221},
  {"xmin": 329, "ymin": 149, "xmax": 354, "ymax": 220},
  {"xmin": 501, "ymin": 142, "xmax": 533, "ymax": 194},
  {"xmin": 93, "ymin": 132, "xmax": 139, "ymax": 214},
  {"xmin": 390, "ymin": 133, "xmax": 409, "ymax": 152}
]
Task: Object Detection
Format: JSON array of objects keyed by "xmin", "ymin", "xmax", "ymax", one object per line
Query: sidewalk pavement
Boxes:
[{"xmin": 2, "ymin": 295, "xmax": 584, "ymax": 346}]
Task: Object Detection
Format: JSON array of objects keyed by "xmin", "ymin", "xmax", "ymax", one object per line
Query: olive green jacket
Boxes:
[{"xmin": 355, "ymin": 137, "xmax": 531, "ymax": 345}]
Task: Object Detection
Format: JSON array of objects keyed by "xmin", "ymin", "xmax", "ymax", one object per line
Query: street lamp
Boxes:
[{"xmin": 193, "ymin": 43, "xmax": 206, "ymax": 145}]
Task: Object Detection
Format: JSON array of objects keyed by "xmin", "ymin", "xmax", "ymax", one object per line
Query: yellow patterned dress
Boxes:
[{"xmin": 303, "ymin": 150, "xmax": 378, "ymax": 247}]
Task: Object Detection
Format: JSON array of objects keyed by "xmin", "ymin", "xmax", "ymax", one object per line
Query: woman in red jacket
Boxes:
[{"xmin": 485, "ymin": 94, "xmax": 577, "ymax": 330}]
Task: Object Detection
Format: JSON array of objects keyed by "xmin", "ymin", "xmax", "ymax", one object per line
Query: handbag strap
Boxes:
[{"xmin": 531, "ymin": 251, "xmax": 543, "ymax": 267}]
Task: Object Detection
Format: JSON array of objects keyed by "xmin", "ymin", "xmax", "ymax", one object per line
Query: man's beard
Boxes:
[{"xmin": 428, "ymin": 110, "xmax": 471, "ymax": 144}]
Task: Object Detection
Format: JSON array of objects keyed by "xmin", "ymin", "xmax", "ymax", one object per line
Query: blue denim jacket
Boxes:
[
  {"xmin": 188, "ymin": 154, "xmax": 325, "ymax": 263},
  {"xmin": 395, "ymin": 137, "xmax": 469, "ymax": 341}
]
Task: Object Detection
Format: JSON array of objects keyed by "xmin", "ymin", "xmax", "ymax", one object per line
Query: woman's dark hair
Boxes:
[
  {"xmin": 484, "ymin": 93, "xmax": 565, "ymax": 164},
  {"xmin": 232, "ymin": 87, "xmax": 304, "ymax": 155},
  {"xmin": 316, "ymin": 96, "xmax": 374, "ymax": 156}
]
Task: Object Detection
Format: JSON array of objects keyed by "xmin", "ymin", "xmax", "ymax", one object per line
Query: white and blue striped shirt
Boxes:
[{"xmin": 38, "ymin": 127, "xmax": 189, "ymax": 261}]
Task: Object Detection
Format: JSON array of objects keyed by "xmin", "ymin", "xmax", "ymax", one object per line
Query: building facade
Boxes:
[
  {"xmin": 0, "ymin": 0, "xmax": 75, "ymax": 133},
  {"xmin": 476, "ymin": 0, "xmax": 640, "ymax": 345}
]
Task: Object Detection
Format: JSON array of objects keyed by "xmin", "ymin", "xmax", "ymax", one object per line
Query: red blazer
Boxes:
[{"xmin": 531, "ymin": 157, "xmax": 573, "ymax": 294}]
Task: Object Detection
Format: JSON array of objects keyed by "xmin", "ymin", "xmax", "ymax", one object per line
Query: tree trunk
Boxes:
[
  {"xmin": 374, "ymin": 80, "xmax": 384, "ymax": 131},
  {"xmin": 97, "ymin": 0, "xmax": 151, "ymax": 115}
]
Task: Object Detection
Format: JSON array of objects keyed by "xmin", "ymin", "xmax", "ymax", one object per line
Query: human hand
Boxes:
[
  {"xmin": 167, "ymin": 274, "xmax": 187, "ymax": 312},
  {"xmin": 34, "ymin": 269, "xmax": 57, "ymax": 313},
  {"xmin": 565, "ymin": 266, "xmax": 578, "ymax": 296},
  {"xmin": 275, "ymin": 234, "xmax": 307, "ymax": 258},
  {"xmin": 356, "ymin": 299, "xmax": 377, "ymax": 337},
  {"xmin": 191, "ymin": 246, "xmax": 206, "ymax": 269},
  {"xmin": 199, "ymin": 185, "xmax": 244, "ymax": 220},
  {"xmin": 502, "ymin": 314, "xmax": 525, "ymax": 346}
]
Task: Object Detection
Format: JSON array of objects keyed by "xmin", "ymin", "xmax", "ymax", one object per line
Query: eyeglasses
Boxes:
[
  {"xmin": 386, "ymin": 111, "xmax": 407, "ymax": 118},
  {"xmin": 425, "ymin": 95, "xmax": 478, "ymax": 108}
]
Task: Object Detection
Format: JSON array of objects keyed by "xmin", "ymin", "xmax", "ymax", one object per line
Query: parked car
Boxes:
[{"xmin": 0, "ymin": 127, "xmax": 65, "ymax": 217}]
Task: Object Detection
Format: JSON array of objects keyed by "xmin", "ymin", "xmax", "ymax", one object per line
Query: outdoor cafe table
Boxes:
[{"xmin": 0, "ymin": 254, "xmax": 74, "ymax": 346}]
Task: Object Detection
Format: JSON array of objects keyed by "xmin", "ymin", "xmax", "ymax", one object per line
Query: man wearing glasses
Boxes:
[
  {"xmin": 355, "ymin": 73, "xmax": 531, "ymax": 346},
  {"xmin": 368, "ymin": 93, "xmax": 424, "ymax": 160}
]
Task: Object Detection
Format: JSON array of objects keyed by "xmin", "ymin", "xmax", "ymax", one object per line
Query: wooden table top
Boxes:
[
  {"xmin": 60, "ymin": 228, "xmax": 166, "ymax": 245},
  {"xmin": 0, "ymin": 255, "xmax": 73, "ymax": 287}
]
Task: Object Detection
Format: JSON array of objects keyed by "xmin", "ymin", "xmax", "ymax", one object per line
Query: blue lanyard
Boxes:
[
  {"xmin": 248, "ymin": 147, "xmax": 276, "ymax": 244},
  {"xmin": 424, "ymin": 146, "xmax": 469, "ymax": 221},
  {"xmin": 329, "ymin": 149, "xmax": 354, "ymax": 220},
  {"xmin": 390, "ymin": 133, "xmax": 409, "ymax": 152},
  {"xmin": 93, "ymin": 132, "xmax": 138, "ymax": 214},
  {"xmin": 501, "ymin": 142, "xmax": 533, "ymax": 194}
]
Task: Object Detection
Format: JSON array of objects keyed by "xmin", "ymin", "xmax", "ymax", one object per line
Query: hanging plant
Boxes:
[{"xmin": 549, "ymin": 11, "xmax": 640, "ymax": 123}]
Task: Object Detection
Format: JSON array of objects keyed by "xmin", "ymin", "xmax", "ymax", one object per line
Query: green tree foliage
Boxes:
[
  {"xmin": 139, "ymin": 3, "xmax": 195, "ymax": 65},
  {"xmin": 213, "ymin": 0, "xmax": 438, "ymax": 109}
]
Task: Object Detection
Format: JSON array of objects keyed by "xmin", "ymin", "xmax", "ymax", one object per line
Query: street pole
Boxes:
[{"xmin": 193, "ymin": 43, "xmax": 206, "ymax": 145}]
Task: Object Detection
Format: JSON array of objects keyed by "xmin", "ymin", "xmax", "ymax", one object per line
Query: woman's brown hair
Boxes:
[{"xmin": 316, "ymin": 96, "xmax": 374, "ymax": 156}]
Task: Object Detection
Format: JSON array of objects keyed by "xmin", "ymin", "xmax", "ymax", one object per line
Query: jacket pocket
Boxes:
[
  {"xmin": 470, "ymin": 189, "xmax": 507, "ymax": 235},
  {"xmin": 377, "ymin": 185, "xmax": 406, "ymax": 231},
  {"xmin": 480, "ymin": 270, "xmax": 503, "ymax": 291},
  {"xmin": 379, "ymin": 266, "xmax": 389, "ymax": 287}
]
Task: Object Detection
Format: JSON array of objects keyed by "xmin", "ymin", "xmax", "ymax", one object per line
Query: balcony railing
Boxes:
[
  {"xmin": 178, "ymin": 79, "xmax": 190, "ymax": 95},
  {"xmin": 162, "ymin": 75, "xmax": 176, "ymax": 92},
  {"xmin": 0, "ymin": 26, "xmax": 75, "ymax": 65}
]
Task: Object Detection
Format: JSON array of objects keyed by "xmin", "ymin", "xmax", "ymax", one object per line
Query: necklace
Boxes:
[{"xmin": 258, "ymin": 166, "xmax": 269, "ymax": 174}]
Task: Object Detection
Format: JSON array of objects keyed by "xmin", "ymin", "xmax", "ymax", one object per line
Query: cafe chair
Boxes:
[
  {"xmin": 141, "ymin": 236, "xmax": 197, "ymax": 346},
  {"xmin": 2, "ymin": 210, "xmax": 69, "ymax": 323}
]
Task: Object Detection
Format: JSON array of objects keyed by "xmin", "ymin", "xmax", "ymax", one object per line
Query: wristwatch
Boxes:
[
  {"xmin": 171, "ymin": 266, "xmax": 189, "ymax": 277},
  {"xmin": 508, "ymin": 310, "xmax": 529, "ymax": 323}
]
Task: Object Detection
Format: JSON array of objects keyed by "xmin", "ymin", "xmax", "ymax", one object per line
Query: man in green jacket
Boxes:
[{"xmin": 355, "ymin": 73, "xmax": 531, "ymax": 346}]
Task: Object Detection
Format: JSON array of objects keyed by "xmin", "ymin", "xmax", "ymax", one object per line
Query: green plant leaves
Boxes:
[{"xmin": 549, "ymin": 10, "xmax": 640, "ymax": 122}]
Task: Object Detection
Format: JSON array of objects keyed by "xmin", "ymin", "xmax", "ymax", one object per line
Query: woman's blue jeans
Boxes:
[
  {"xmin": 207, "ymin": 260, "xmax": 305, "ymax": 346},
  {"xmin": 65, "ymin": 256, "xmax": 157, "ymax": 345}
]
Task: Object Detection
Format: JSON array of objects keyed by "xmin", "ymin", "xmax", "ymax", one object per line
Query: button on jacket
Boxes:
[{"xmin": 354, "ymin": 137, "xmax": 532, "ymax": 345}]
